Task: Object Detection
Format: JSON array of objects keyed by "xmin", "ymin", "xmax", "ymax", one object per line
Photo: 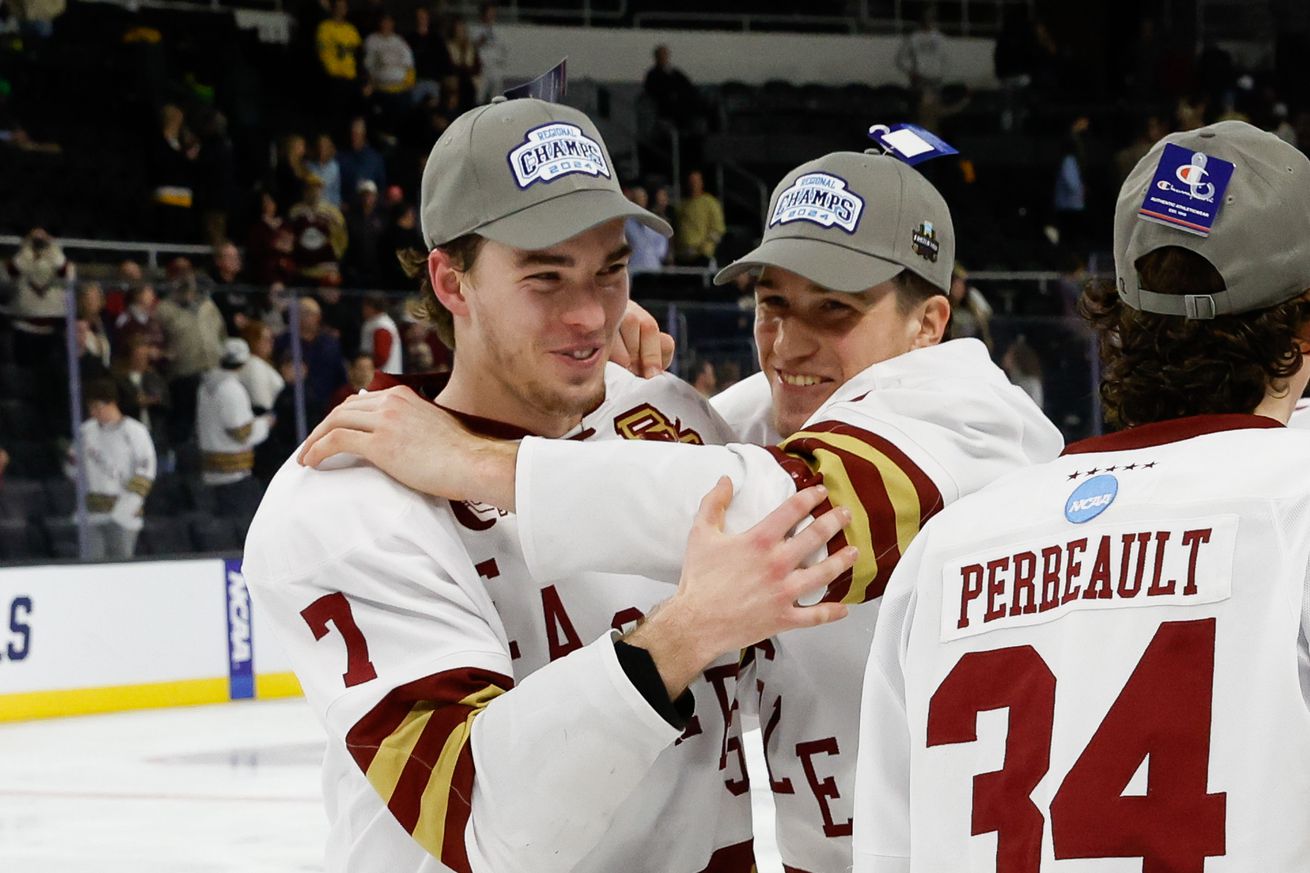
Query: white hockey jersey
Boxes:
[
  {"xmin": 710, "ymin": 372, "xmax": 778, "ymax": 446},
  {"xmin": 512, "ymin": 339, "xmax": 1064, "ymax": 872},
  {"xmin": 243, "ymin": 364, "xmax": 762, "ymax": 873},
  {"xmin": 854, "ymin": 414, "xmax": 1310, "ymax": 873},
  {"xmin": 66, "ymin": 415, "xmax": 156, "ymax": 531},
  {"xmin": 197, "ymin": 368, "xmax": 271, "ymax": 486},
  {"xmin": 1289, "ymin": 397, "xmax": 1310, "ymax": 430}
]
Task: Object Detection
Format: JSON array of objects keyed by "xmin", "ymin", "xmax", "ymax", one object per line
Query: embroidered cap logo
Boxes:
[
  {"xmin": 911, "ymin": 221, "xmax": 940, "ymax": 262},
  {"xmin": 508, "ymin": 122, "xmax": 610, "ymax": 190}
]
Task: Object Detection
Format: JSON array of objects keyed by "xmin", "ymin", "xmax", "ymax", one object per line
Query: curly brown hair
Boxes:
[
  {"xmin": 1081, "ymin": 246, "xmax": 1310, "ymax": 428},
  {"xmin": 396, "ymin": 234, "xmax": 486, "ymax": 350}
]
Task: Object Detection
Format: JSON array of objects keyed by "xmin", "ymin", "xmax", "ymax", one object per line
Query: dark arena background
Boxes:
[{"xmin": 0, "ymin": 1, "xmax": 1297, "ymax": 869}]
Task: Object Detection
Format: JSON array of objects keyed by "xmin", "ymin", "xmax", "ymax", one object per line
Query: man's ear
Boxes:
[
  {"xmin": 430, "ymin": 248, "xmax": 470, "ymax": 317},
  {"xmin": 912, "ymin": 294, "xmax": 953, "ymax": 349}
]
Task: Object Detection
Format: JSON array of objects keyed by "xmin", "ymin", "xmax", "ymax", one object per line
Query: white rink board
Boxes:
[{"xmin": 0, "ymin": 558, "xmax": 295, "ymax": 707}]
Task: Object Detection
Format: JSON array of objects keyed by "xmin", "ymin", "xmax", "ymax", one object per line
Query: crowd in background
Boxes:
[{"xmin": 2, "ymin": 0, "xmax": 1309, "ymax": 559}]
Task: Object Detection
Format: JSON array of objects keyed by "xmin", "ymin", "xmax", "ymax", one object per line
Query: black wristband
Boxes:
[{"xmin": 613, "ymin": 639, "xmax": 695, "ymax": 730}]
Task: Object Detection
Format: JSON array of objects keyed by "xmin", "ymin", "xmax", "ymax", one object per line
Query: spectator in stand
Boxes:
[
  {"xmin": 150, "ymin": 104, "xmax": 199, "ymax": 242},
  {"xmin": 77, "ymin": 282, "xmax": 111, "ymax": 369},
  {"xmin": 994, "ymin": 8, "xmax": 1038, "ymax": 132},
  {"xmin": 208, "ymin": 241, "xmax": 251, "ymax": 335},
  {"xmin": 328, "ymin": 352, "xmax": 375, "ymax": 409},
  {"xmin": 674, "ymin": 169, "xmax": 724, "ymax": 266},
  {"xmin": 364, "ymin": 12, "xmax": 415, "ymax": 125},
  {"xmin": 689, "ymin": 357, "xmax": 716, "ymax": 398},
  {"xmin": 1001, "ymin": 334, "xmax": 1044, "ymax": 409},
  {"xmin": 317, "ymin": 0, "xmax": 363, "ymax": 118},
  {"xmin": 359, "ymin": 291, "xmax": 401, "ymax": 374},
  {"xmin": 445, "ymin": 17, "xmax": 481, "ymax": 109},
  {"xmin": 247, "ymin": 190, "xmax": 296, "ymax": 286},
  {"xmin": 113, "ymin": 279, "xmax": 164, "ymax": 357},
  {"xmin": 896, "ymin": 8, "xmax": 948, "ymax": 127},
  {"xmin": 643, "ymin": 45, "xmax": 699, "ymax": 132},
  {"xmin": 238, "ymin": 321, "xmax": 284, "ymax": 416},
  {"xmin": 1113, "ymin": 113, "xmax": 1168, "ymax": 191},
  {"xmin": 306, "ymin": 133, "xmax": 343, "ymax": 208},
  {"xmin": 472, "ymin": 2, "xmax": 507, "ymax": 102},
  {"xmin": 65, "ymin": 378, "xmax": 156, "ymax": 560},
  {"xmin": 196, "ymin": 338, "xmax": 271, "ymax": 521},
  {"xmin": 255, "ymin": 349, "xmax": 321, "ymax": 483},
  {"xmin": 337, "ymin": 116, "xmax": 386, "ymax": 201},
  {"xmin": 5, "ymin": 227, "xmax": 73, "ymax": 365},
  {"xmin": 946, "ymin": 263, "xmax": 994, "ymax": 351},
  {"xmin": 344, "ymin": 179, "xmax": 386, "ymax": 287},
  {"xmin": 154, "ymin": 256, "xmax": 227, "ymax": 446},
  {"xmin": 313, "ymin": 285, "xmax": 362, "ymax": 357},
  {"xmin": 624, "ymin": 185, "xmax": 668, "ymax": 273},
  {"xmin": 648, "ymin": 183, "xmax": 675, "ymax": 237},
  {"xmin": 1051, "ymin": 115, "xmax": 1090, "ymax": 253},
  {"xmin": 409, "ymin": 5, "xmax": 453, "ymax": 107},
  {"xmin": 194, "ymin": 109, "xmax": 237, "ymax": 248},
  {"xmin": 109, "ymin": 259, "xmax": 146, "ymax": 309},
  {"xmin": 273, "ymin": 297, "xmax": 347, "ymax": 405},
  {"xmin": 111, "ymin": 334, "xmax": 170, "ymax": 450},
  {"xmin": 274, "ymin": 134, "xmax": 310, "ymax": 211},
  {"xmin": 289, "ymin": 173, "xmax": 348, "ymax": 287}
]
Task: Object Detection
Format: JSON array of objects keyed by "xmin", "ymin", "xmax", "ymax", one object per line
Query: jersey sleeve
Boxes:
[
  {"xmin": 515, "ymin": 437, "xmax": 799, "ymax": 584},
  {"xmin": 220, "ymin": 379, "xmax": 271, "ymax": 446},
  {"xmin": 112, "ymin": 423, "xmax": 157, "ymax": 526},
  {"xmin": 245, "ymin": 475, "xmax": 683, "ymax": 873},
  {"xmin": 516, "ymin": 416, "xmax": 944, "ymax": 606},
  {"xmin": 850, "ymin": 527, "xmax": 928, "ymax": 873},
  {"xmin": 776, "ymin": 420, "xmax": 945, "ymax": 605}
]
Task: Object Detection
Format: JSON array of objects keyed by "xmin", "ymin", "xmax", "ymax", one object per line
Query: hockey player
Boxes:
[
  {"xmin": 65, "ymin": 377, "xmax": 156, "ymax": 559},
  {"xmin": 297, "ymin": 149, "xmax": 1065, "ymax": 871},
  {"xmin": 242, "ymin": 97, "xmax": 856, "ymax": 873},
  {"xmin": 197, "ymin": 338, "xmax": 273, "ymax": 518},
  {"xmin": 854, "ymin": 120, "xmax": 1310, "ymax": 870}
]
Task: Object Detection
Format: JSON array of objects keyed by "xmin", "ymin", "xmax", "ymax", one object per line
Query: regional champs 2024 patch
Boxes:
[
  {"xmin": 769, "ymin": 172, "xmax": 864, "ymax": 234},
  {"xmin": 509, "ymin": 123, "xmax": 610, "ymax": 189}
]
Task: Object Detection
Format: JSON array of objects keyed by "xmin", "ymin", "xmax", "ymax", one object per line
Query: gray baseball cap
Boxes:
[
  {"xmin": 420, "ymin": 97, "xmax": 672, "ymax": 250},
  {"xmin": 1115, "ymin": 120, "xmax": 1310, "ymax": 318},
  {"xmin": 715, "ymin": 151, "xmax": 954, "ymax": 293}
]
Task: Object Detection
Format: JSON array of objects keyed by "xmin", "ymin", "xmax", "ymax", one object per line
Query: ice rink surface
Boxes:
[{"xmin": 0, "ymin": 700, "xmax": 782, "ymax": 872}]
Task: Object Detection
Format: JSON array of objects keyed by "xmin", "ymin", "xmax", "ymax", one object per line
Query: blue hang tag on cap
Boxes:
[
  {"xmin": 867, "ymin": 123, "xmax": 959, "ymax": 165},
  {"xmin": 1137, "ymin": 142, "xmax": 1235, "ymax": 237},
  {"xmin": 503, "ymin": 58, "xmax": 568, "ymax": 102}
]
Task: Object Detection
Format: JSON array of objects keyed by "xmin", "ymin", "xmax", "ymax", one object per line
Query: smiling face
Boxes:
[
  {"xmin": 754, "ymin": 266, "xmax": 936, "ymax": 437},
  {"xmin": 437, "ymin": 219, "xmax": 632, "ymax": 435}
]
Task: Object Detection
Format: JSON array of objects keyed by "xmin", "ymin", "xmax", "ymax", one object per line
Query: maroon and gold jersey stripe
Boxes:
[
  {"xmin": 775, "ymin": 421, "xmax": 944, "ymax": 605},
  {"xmin": 345, "ymin": 667, "xmax": 513, "ymax": 872}
]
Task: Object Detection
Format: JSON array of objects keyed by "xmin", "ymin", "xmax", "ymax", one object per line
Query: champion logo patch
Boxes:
[
  {"xmin": 768, "ymin": 172, "xmax": 864, "ymax": 235},
  {"xmin": 508, "ymin": 123, "xmax": 610, "ymax": 189},
  {"xmin": 911, "ymin": 221, "xmax": 939, "ymax": 262}
]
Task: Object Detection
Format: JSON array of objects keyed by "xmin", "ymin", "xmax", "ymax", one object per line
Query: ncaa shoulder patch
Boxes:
[
  {"xmin": 1065, "ymin": 474, "xmax": 1118, "ymax": 524},
  {"xmin": 508, "ymin": 122, "xmax": 610, "ymax": 189},
  {"xmin": 769, "ymin": 172, "xmax": 864, "ymax": 234}
]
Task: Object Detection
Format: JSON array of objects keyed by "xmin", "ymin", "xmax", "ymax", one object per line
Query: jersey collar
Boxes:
[
  {"xmin": 365, "ymin": 370, "xmax": 540, "ymax": 440},
  {"xmin": 1062, "ymin": 413, "xmax": 1284, "ymax": 456}
]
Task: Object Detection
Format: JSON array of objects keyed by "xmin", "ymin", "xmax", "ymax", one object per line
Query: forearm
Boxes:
[{"xmin": 515, "ymin": 439, "xmax": 795, "ymax": 583}]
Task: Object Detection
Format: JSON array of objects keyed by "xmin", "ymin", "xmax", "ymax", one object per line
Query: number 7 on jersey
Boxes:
[{"xmin": 301, "ymin": 592, "xmax": 379, "ymax": 688}]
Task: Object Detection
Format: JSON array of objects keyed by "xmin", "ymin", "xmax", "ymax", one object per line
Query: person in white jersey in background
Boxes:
[
  {"xmin": 243, "ymin": 96, "xmax": 857, "ymax": 873},
  {"xmin": 854, "ymin": 120, "xmax": 1310, "ymax": 871},
  {"xmin": 297, "ymin": 148, "xmax": 1065, "ymax": 872}
]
